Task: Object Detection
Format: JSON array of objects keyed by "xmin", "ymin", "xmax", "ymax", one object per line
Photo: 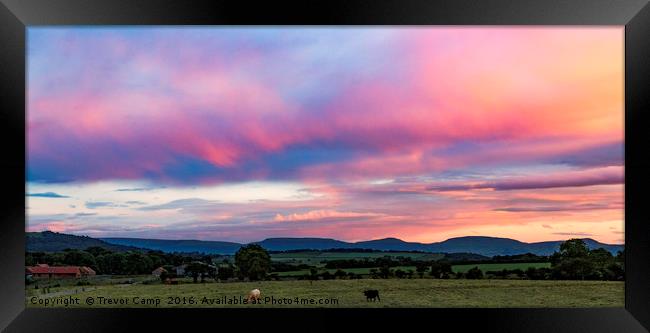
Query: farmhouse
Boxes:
[
  {"xmin": 26, "ymin": 264, "xmax": 96, "ymax": 279},
  {"xmin": 152, "ymin": 267, "xmax": 167, "ymax": 276}
]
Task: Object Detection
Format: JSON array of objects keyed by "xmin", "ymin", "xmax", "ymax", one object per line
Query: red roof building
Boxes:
[{"xmin": 26, "ymin": 264, "xmax": 96, "ymax": 278}]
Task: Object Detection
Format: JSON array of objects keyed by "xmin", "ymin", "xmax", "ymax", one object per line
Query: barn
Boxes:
[{"xmin": 26, "ymin": 264, "xmax": 96, "ymax": 279}]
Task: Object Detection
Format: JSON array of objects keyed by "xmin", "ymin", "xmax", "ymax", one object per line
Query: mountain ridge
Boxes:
[
  {"xmin": 27, "ymin": 231, "xmax": 143, "ymax": 252},
  {"xmin": 26, "ymin": 231, "xmax": 623, "ymax": 256},
  {"xmin": 100, "ymin": 235, "xmax": 622, "ymax": 256}
]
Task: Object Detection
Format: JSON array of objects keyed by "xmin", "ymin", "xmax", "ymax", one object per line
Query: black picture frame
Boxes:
[{"xmin": 1, "ymin": 0, "xmax": 649, "ymax": 331}]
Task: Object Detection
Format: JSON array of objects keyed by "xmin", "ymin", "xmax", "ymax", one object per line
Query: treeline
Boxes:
[
  {"xmin": 26, "ymin": 247, "xmax": 215, "ymax": 275},
  {"xmin": 490, "ymin": 253, "xmax": 549, "ymax": 263},
  {"xmin": 270, "ymin": 262, "xmax": 312, "ymax": 272},
  {"xmin": 322, "ymin": 253, "xmax": 547, "ymax": 270},
  {"xmin": 467, "ymin": 239, "xmax": 624, "ymax": 281},
  {"xmin": 370, "ymin": 261, "xmax": 454, "ymax": 279},
  {"xmin": 269, "ymin": 248, "xmax": 433, "ymax": 254},
  {"xmin": 549, "ymin": 239, "xmax": 624, "ymax": 280},
  {"xmin": 323, "ymin": 257, "xmax": 412, "ymax": 269},
  {"xmin": 269, "ymin": 248, "xmax": 384, "ymax": 254},
  {"xmin": 320, "ymin": 240, "xmax": 623, "ymax": 281}
]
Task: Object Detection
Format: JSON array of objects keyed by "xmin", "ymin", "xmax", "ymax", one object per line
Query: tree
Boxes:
[
  {"xmin": 43, "ymin": 252, "xmax": 65, "ymax": 266},
  {"xmin": 159, "ymin": 265, "xmax": 177, "ymax": 282},
  {"xmin": 513, "ymin": 269, "xmax": 525, "ymax": 278},
  {"xmin": 85, "ymin": 246, "xmax": 111, "ymax": 257},
  {"xmin": 96, "ymin": 253, "xmax": 126, "ymax": 275},
  {"xmin": 124, "ymin": 252, "xmax": 153, "ymax": 275},
  {"xmin": 334, "ymin": 269, "xmax": 347, "ymax": 279},
  {"xmin": 309, "ymin": 268, "xmax": 319, "ymax": 281},
  {"xmin": 63, "ymin": 249, "xmax": 97, "ymax": 269},
  {"xmin": 430, "ymin": 261, "xmax": 452, "ymax": 279},
  {"xmin": 406, "ymin": 269, "xmax": 414, "ymax": 279},
  {"xmin": 234, "ymin": 244, "xmax": 271, "ymax": 281},
  {"xmin": 394, "ymin": 269, "xmax": 405, "ymax": 278},
  {"xmin": 553, "ymin": 257, "xmax": 594, "ymax": 280},
  {"xmin": 558, "ymin": 239, "xmax": 590, "ymax": 258},
  {"xmin": 615, "ymin": 250, "xmax": 624, "ymax": 268},
  {"xmin": 551, "ymin": 239, "xmax": 596, "ymax": 280},
  {"xmin": 465, "ymin": 267, "xmax": 483, "ymax": 279},
  {"xmin": 526, "ymin": 267, "xmax": 542, "ymax": 280},
  {"xmin": 217, "ymin": 264, "xmax": 235, "ymax": 281},
  {"xmin": 612, "ymin": 250, "xmax": 625, "ymax": 280},
  {"xmin": 185, "ymin": 261, "xmax": 213, "ymax": 283},
  {"xmin": 379, "ymin": 265, "xmax": 393, "ymax": 279},
  {"xmin": 415, "ymin": 263, "xmax": 428, "ymax": 278},
  {"xmin": 146, "ymin": 252, "xmax": 165, "ymax": 270},
  {"xmin": 26, "ymin": 253, "xmax": 35, "ymax": 266},
  {"xmin": 588, "ymin": 248, "xmax": 616, "ymax": 279}
]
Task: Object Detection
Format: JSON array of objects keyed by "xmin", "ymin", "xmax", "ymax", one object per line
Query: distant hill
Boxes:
[
  {"xmin": 253, "ymin": 238, "xmax": 353, "ymax": 251},
  {"xmin": 27, "ymin": 231, "xmax": 142, "ymax": 252},
  {"xmin": 355, "ymin": 237, "xmax": 431, "ymax": 252},
  {"xmin": 430, "ymin": 236, "xmax": 623, "ymax": 256},
  {"xmin": 27, "ymin": 231, "xmax": 623, "ymax": 256},
  {"xmin": 100, "ymin": 237, "xmax": 241, "ymax": 254},
  {"xmin": 100, "ymin": 235, "xmax": 623, "ymax": 256}
]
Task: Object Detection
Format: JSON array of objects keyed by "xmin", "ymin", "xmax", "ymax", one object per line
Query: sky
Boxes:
[{"xmin": 26, "ymin": 27, "xmax": 624, "ymax": 244}]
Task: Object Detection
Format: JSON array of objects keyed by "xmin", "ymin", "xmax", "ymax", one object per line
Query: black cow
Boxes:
[{"xmin": 363, "ymin": 289, "xmax": 380, "ymax": 302}]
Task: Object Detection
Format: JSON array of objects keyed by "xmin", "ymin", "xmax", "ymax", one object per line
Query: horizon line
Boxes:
[{"xmin": 29, "ymin": 230, "xmax": 625, "ymax": 246}]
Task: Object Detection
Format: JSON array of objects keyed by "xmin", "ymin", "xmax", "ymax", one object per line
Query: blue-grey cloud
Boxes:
[
  {"xmin": 85, "ymin": 201, "xmax": 127, "ymax": 209},
  {"xmin": 74, "ymin": 212, "xmax": 97, "ymax": 217},
  {"xmin": 137, "ymin": 198, "xmax": 216, "ymax": 211},
  {"xmin": 550, "ymin": 142, "xmax": 623, "ymax": 167},
  {"xmin": 427, "ymin": 168, "xmax": 622, "ymax": 192},
  {"xmin": 493, "ymin": 203, "xmax": 620, "ymax": 212},
  {"xmin": 27, "ymin": 192, "xmax": 69, "ymax": 198}
]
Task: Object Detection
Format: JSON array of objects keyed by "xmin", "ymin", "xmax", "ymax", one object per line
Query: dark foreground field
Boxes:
[{"xmin": 26, "ymin": 279, "xmax": 623, "ymax": 308}]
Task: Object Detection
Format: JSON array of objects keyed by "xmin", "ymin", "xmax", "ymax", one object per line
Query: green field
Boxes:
[
  {"xmin": 273, "ymin": 260, "xmax": 550, "ymax": 277},
  {"xmin": 451, "ymin": 262, "xmax": 551, "ymax": 273},
  {"xmin": 276, "ymin": 266, "xmax": 418, "ymax": 277},
  {"xmin": 270, "ymin": 251, "xmax": 444, "ymax": 265},
  {"xmin": 26, "ymin": 279, "xmax": 623, "ymax": 308}
]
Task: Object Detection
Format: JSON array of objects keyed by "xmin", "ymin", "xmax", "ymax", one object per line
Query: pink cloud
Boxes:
[
  {"xmin": 28, "ymin": 28, "xmax": 623, "ymax": 184},
  {"xmin": 273, "ymin": 209, "xmax": 384, "ymax": 222},
  {"xmin": 26, "ymin": 28, "xmax": 624, "ymax": 244}
]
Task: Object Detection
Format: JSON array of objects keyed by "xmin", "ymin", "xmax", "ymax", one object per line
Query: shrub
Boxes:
[{"xmin": 465, "ymin": 267, "xmax": 483, "ymax": 279}]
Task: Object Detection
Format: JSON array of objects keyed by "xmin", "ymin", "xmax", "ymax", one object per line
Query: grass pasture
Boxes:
[
  {"xmin": 26, "ymin": 279, "xmax": 623, "ymax": 308},
  {"xmin": 25, "ymin": 275, "xmax": 159, "ymax": 297}
]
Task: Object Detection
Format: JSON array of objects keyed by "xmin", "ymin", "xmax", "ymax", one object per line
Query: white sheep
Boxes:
[{"xmin": 246, "ymin": 288, "xmax": 261, "ymax": 303}]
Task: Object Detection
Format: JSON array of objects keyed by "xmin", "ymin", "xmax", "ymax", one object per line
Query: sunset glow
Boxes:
[{"xmin": 27, "ymin": 27, "xmax": 624, "ymax": 244}]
